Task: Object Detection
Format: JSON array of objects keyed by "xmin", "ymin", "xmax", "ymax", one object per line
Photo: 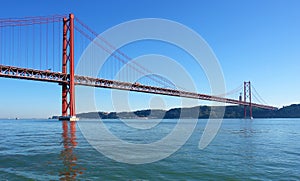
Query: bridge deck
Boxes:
[
  {"xmin": 0, "ymin": 65, "xmax": 67, "ymax": 84},
  {"xmin": 0, "ymin": 64, "xmax": 277, "ymax": 110}
]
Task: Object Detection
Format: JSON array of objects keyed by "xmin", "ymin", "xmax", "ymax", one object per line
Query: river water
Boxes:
[{"xmin": 0, "ymin": 118, "xmax": 299, "ymax": 180}]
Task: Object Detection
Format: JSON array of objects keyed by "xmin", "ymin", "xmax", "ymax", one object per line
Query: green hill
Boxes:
[{"xmin": 77, "ymin": 104, "xmax": 300, "ymax": 119}]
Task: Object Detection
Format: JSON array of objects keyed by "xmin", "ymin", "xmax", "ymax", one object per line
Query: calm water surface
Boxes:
[{"xmin": 0, "ymin": 118, "xmax": 299, "ymax": 180}]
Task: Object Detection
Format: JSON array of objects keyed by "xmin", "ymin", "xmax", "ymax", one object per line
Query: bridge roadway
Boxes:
[{"xmin": 0, "ymin": 64, "xmax": 277, "ymax": 110}]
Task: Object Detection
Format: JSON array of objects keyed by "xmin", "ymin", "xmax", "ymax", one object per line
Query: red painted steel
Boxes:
[
  {"xmin": 60, "ymin": 14, "xmax": 76, "ymax": 118},
  {"xmin": 62, "ymin": 17, "xmax": 68, "ymax": 117},
  {"xmin": 69, "ymin": 14, "xmax": 75, "ymax": 117},
  {"xmin": 74, "ymin": 75, "xmax": 277, "ymax": 110},
  {"xmin": 244, "ymin": 81, "xmax": 253, "ymax": 118},
  {"xmin": 0, "ymin": 64, "xmax": 277, "ymax": 111},
  {"xmin": 244, "ymin": 82, "xmax": 247, "ymax": 118},
  {"xmin": 0, "ymin": 65, "xmax": 67, "ymax": 83},
  {"xmin": 249, "ymin": 82, "xmax": 252, "ymax": 118}
]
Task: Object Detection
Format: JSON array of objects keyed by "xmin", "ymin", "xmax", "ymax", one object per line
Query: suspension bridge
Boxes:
[{"xmin": 0, "ymin": 14, "xmax": 277, "ymax": 121}]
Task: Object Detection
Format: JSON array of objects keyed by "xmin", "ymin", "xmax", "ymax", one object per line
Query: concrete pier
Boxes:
[{"xmin": 59, "ymin": 116, "xmax": 79, "ymax": 121}]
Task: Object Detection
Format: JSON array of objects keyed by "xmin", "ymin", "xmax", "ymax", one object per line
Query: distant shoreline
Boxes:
[{"xmin": 75, "ymin": 104, "xmax": 300, "ymax": 119}]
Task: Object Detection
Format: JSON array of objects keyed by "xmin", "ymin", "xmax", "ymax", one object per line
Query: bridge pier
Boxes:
[{"xmin": 59, "ymin": 116, "xmax": 78, "ymax": 121}]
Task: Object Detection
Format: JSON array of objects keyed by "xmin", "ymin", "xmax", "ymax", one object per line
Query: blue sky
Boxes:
[{"xmin": 0, "ymin": 0, "xmax": 299, "ymax": 118}]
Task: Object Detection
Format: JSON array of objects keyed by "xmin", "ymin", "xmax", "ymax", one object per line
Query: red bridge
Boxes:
[{"xmin": 0, "ymin": 14, "xmax": 277, "ymax": 120}]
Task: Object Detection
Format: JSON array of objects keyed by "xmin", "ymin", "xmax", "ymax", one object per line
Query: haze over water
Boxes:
[{"xmin": 0, "ymin": 118, "xmax": 299, "ymax": 180}]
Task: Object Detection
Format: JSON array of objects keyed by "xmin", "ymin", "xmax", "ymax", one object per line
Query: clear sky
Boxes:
[{"xmin": 0, "ymin": 0, "xmax": 299, "ymax": 118}]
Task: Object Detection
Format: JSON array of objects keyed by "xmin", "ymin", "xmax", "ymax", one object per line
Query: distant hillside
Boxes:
[{"xmin": 77, "ymin": 104, "xmax": 300, "ymax": 119}]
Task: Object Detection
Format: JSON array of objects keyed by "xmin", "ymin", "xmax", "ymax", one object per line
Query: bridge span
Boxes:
[
  {"xmin": 0, "ymin": 64, "xmax": 277, "ymax": 111},
  {"xmin": 0, "ymin": 13, "xmax": 277, "ymax": 120}
]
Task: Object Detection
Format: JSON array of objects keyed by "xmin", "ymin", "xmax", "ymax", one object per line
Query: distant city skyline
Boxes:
[{"xmin": 0, "ymin": 0, "xmax": 299, "ymax": 118}]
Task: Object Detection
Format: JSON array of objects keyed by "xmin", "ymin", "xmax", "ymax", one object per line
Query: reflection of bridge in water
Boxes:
[
  {"xmin": 0, "ymin": 14, "xmax": 277, "ymax": 120},
  {"xmin": 60, "ymin": 121, "xmax": 84, "ymax": 180}
]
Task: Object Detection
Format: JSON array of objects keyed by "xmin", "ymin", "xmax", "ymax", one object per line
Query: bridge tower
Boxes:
[
  {"xmin": 244, "ymin": 81, "xmax": 252, "ymax": 119},
  {"xmin": 59, "ymin": 14, "xmax": 77, "ymax": 121}
]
